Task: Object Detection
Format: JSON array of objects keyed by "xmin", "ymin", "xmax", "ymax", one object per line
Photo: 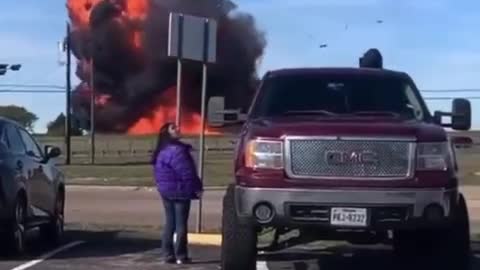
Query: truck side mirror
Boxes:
[
  {"xmin": 434, "ymin": 98, "xmax": 471, "ymax": 131},
  {"xmin": 207, "ymin": 96, "xmax": 247, "ymax": 127},
  {"xmin": 451, "ymin": 98, "xmax": 471, "ymax": 131}
]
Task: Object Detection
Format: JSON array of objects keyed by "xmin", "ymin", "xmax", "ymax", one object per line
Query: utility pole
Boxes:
[
  {"xmin": 90, "ymin": 58, "xmax": 96, "ymax": 165},
  {"xmin": 65, "ymin": 22, "xmax": 72, "ymax": 165}
]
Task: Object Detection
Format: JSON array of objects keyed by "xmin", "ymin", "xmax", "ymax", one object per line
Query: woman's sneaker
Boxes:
[
  {"xmin": 176, "ymin": 258, "xmax": 192, "ymax": 265},
  {"xmin": 161, "ymin": 256, "xmax": 176, "ymax": 264}
]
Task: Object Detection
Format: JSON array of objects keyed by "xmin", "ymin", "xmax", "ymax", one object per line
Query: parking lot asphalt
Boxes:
[
  {"xmin": 2, "ymin": 186, "xmax": 480, "ymax": 270},
  {"xmin": 1, "ymin": 227, "xmax": 480, "ymax": 270}
]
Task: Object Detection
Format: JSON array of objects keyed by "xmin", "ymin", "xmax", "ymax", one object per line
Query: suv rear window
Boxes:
[
  {"xmin": 250, "ymin": 73, "xmax": 429, "ymax": 120},
  {"xmin": 4, "ymin": 124, "xmax": 26, "ymax": 155}
]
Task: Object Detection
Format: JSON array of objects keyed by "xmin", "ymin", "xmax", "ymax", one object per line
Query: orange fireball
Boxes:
[{"xmin": 128, "ymin": 87, "xmax": 219, "ymax": 135}]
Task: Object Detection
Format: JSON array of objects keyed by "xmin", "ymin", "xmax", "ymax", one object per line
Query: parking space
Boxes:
[
  {"xmin": 1, "ymin": 228, "xmax": 480, "ymax": 270},
  {"xmin": 0, "ymin": 229, "xmax": 84, "ymax": 270},
  {"xmin": 26, "ymin": 231, "xmax": 220, "ymax": 270},
  {"xmin": 0, "ymin": 229, "xmax": 220, "ymax": 270}
]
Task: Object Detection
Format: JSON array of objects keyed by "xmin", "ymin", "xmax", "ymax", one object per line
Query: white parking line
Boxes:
[
  {"xmin": 10, "ymin": 241, "xmax": 85, "ymax": 270},
  {"xmin": 257, "ymin": 261, "xmax": 269, "ymax": 270},
  {"xmin": 257, "ymin": 260, "xmax": 320, "ymax": 270}
]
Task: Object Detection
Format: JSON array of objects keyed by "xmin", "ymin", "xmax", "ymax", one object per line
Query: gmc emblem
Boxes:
[{"xmin": 325, "ymin": 150, "xmax": 379, "ymax": 165}]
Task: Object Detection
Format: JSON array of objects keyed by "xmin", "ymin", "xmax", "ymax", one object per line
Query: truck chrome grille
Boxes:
[{"xmin": 286, "ymin": 138, "xmax": 414, "ymax": 179}]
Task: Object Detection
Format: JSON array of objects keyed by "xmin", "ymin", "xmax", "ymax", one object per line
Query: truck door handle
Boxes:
[{"xmin": 16, "ymin": 161, "xmax": 23, "ymax": 171}]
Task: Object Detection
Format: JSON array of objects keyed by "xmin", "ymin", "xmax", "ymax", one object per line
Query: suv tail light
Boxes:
[
  {"xmin": 416, "ymin": 142, "xmax": 453, "ymax": 171},
  {"xmin": 245, "ymin": 139, "xmax": 284, "ymax": 169}
]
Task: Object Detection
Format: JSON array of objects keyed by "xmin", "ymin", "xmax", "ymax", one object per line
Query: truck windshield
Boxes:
[{"xmin": 250, "ymin": 73, "xmax": 430, "ymax": 121}]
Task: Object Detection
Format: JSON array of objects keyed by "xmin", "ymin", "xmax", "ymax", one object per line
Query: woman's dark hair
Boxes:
[{"xmin": 151, "ymin": 122, "xmax": 177, "ymax": 164}]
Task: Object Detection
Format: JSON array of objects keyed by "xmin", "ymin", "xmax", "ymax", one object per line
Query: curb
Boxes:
[
  {"xmin": 66, "ymin": 185, "xmax": 227, "ymax": 191},
  {"xmin": 187, "ymin": 233, "xmax": 222, "ymax": 246}
]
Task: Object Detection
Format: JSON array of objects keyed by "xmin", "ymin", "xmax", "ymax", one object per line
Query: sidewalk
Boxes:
[
  {"xmin": 461, "ymin": 186, "xmax": 480, "ymax": 220},
  {"xmin": 461, "ymin": 186, "xmax": 480, "ymax": 200}
]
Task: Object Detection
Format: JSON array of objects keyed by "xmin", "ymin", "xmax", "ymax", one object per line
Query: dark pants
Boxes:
[{"xmin": 161, "ymin": 197, "xmax": 191, "ymax": 260}]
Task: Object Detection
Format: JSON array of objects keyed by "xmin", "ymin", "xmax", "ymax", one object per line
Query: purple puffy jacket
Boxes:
[{"xmin": 153, "ymin": 141, "xmax": 203, "ymax": 200}]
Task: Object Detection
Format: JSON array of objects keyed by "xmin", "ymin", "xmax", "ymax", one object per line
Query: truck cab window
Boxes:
[{"xmin": 251, "ymin": 74, "xmax": 429, "ymax": 120}]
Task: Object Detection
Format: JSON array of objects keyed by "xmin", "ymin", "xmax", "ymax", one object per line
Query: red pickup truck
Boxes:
[{"xmin": 209, "ymin": 65, "xmax": 473, "ymax": 270}]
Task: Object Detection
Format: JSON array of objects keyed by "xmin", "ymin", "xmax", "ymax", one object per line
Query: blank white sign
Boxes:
[{"xmin": 168, "ymin": 13, "xmax": 217, "ymax": 63}]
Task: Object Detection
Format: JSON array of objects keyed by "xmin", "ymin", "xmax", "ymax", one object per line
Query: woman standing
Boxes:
[{"xmin": 151, "ymin": 123, "xmax": 203, "ymax": 264}]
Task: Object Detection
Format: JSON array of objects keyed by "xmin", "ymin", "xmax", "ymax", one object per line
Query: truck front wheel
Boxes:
[
  {"xmin": 394, "ymin": 194, "xmax": 471, "ymax": 269},
  {"xmin": 221, "ymin": 185, "xmax": 257, "ymax": 270},
  {"xmin": 441, "ymin": 194, "xmax": 471, "ymax": 269}
]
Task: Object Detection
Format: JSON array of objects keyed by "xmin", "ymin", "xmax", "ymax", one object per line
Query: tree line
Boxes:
[{"xmin": 0, "ymin": 105, "xmax": 82, "ymax": 136}]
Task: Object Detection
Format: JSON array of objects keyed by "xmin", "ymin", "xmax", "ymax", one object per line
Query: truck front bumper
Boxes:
[{"xmin": 235, "ymin": 186, "xmax": 458, "ymax": 229}]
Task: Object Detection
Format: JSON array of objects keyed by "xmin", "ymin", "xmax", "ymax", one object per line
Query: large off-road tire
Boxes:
[
  {"xmin": 40, "ymin": 191, "xmax": 65, "ymax": 246},
  {"xmin": 4, "ymin": 195, "xmax": 27, "ymax": 256},
  {"xmin": 441, "ymin": 194, "xmax": 471, "ymax": 269},
  {"xmin": 394, "ymin": 194, "xmax": 471, "ymax": 269},
  {"xmin": 220, "ymin": 184, "xmax": 257, "ymax": 270}
]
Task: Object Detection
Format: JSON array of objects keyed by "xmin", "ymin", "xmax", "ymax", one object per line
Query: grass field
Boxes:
[
  {"xmin": 37, "ymin": 134, "xmax": 236, "ymax": 187},
  {"xmin": 35, "ymin": 134, "xmax": 480, "ymax": 187}
]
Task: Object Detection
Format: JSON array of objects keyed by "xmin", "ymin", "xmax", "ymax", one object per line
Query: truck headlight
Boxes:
[
  {"xmin": 245, "ymin": 139, "xmax": 284, "ymax": 169},
  {"xmin": 416, "ymin": 142, "xmax": 452, "ymax": 171}
]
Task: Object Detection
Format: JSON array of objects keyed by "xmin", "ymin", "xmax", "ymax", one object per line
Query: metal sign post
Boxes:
[
  {"xmin": 176, "ymin": 59, "xmax": 182, "ymax": 130},
  {"xmin": 168, "ymin": 13, "xmax": 217, "ymax": 233},
  {"xmin": 90, "ymin": 58, "xmax": 96, "ymax": 165},
  {"xmin": 196, "ymin": 18, "xmax": 211, "ymax": 234},
  {"xmin": 173, "ymin": 15, "xmax": 184, "ymax": 130}
]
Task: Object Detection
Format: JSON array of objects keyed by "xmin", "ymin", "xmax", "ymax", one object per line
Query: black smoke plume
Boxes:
[{"xmin": 69, "ymin": 0, "xmax": 266, "ymax": 133}]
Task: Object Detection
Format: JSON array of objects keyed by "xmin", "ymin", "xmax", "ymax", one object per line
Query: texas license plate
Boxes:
[{"xmin": 330, "ymin": 207, "xmax": 368, "ymax": 227}]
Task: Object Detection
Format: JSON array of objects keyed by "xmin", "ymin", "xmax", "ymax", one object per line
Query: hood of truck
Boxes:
[{"xmin": 246, "ymin": 116, "xmax": 447, "ymax": 142}]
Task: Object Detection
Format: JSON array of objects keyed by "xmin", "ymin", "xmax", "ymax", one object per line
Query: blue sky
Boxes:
[{"xmin": 1, "ymin": 0, "xmax": 480, "ymax": 132}]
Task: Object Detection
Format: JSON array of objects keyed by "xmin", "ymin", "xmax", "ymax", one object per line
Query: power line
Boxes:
[
  {"xmin": 0, "ymin": 84, "xmax": 64, "ymax": 89},
  {"xmin": 0, "ymin": 89, "xmax": 479, "ymax": 100},
  {"xmin": 0, "ymin": 89, "xmax": 64, "ymax": 93},
  {"xmin": 425, "ymin": 96, "xmax": 480, "ymax": 100},
  {"xmin": 422, "ymin": 89, "xmax": 480, "ymax": 93}
]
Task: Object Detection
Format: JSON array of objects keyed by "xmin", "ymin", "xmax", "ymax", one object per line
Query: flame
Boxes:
[
  {"xmin": 67, "ymin": 0, "xmax": 148, "ymax": 27},
  {"xmin": 125, "ymin": 0, "xmax": 147, "ymax": 48},
  {"xmin": 96, "ymin": 94, "xmax": 111, "ymax": 106},
  {"xmin": 67, "ymin": 0, "xmax": 102, "ymax": 27},
  {"xmin": 133, "ymin": 31, "xmax": 142, "ymax": 48},
  {"xmin": 126, "ymin": 0, "xmax": 148, "ymax": 21},
  {"xmin": 68, "ymin": 0, "xmax": 146, "ymax": 49},
  {"xmin": 128, "ymin": 87, "xmax": 219, "ymax": 135}
]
